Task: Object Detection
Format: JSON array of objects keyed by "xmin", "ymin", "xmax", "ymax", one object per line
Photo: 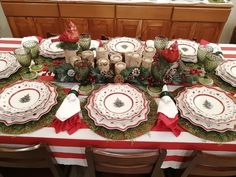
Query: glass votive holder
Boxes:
[
  {"xmin": 22, "ymin": 40, "xmax": 39, "ymax": 59},
  {"xmin": 154, "ymin": 36, "xmax": 168, "ymax": 50},
  {"xmin": 79, "ymin": 34, "xmax": 91, "ymax": 51}
]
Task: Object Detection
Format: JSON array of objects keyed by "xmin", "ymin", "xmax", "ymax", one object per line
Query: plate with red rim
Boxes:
[
  {"xmin": 0, "ymin": 53, "xmax": 21, "ymax": 79},
  {"xmin": 176, "ymin": 91, "xmax": 236, "ymax": 132},
  {"xmin": 176, "ymin": 86, "xmax": 236, "ymax": 132},
  {"xmin": 85, "ymin": 83, "xmax": 150, "ymax": 131},
  {"xmin": 0, "ymin": 80, "xmax": 58, "ymax": 126},
  {"xmin": 183, "ymin": 86, "xmax": 236, "ymax": 121}
]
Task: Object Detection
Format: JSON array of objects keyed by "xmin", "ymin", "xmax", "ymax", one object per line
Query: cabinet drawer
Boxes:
[
  {"xmin": 1, "ymin": 2, "xmax": 59, "ymax": 17},
  {"xmin": 172, "ymin": 7, "xmax": 231, "ymax": 22},
  {"xmin": 116, "ymin": 5, "xmax": 172, "ymax": 20},
  {"xmin": 59, "ymin": 4, "xmax": 115, "ymax": 18}
]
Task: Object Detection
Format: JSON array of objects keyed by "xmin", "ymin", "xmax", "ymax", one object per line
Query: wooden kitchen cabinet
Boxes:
[
  {"xmin": 170, "ymin": 7, "xmax": 231, "ymax": 42},
  {"xmin": 60, "ymin": 4, "xmax": 115, "ymax": 38},
  {"xmin": 116, "ymin": 5, "xmax": 172, "ymax": 40},
  {"xmin": 1, "ymin": 1, "xmax": 232, "ymax": 42},
  {"xmin": 116, "ymin": 19, "xmax": 142, "ymax": 38},
  {"xmin": 7, "ymin": 17, "xmax": 37, "ymax": 37},
  {"xmin": 1, "ymin": 2, "xmax": 60, "ymax": 38}
]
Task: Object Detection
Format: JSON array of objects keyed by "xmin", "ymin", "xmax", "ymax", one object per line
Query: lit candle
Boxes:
[
  {"xmin": 96, "ymin": 47, "xmax": 108, "ymax": 59},
  {"xmin": 142, "ymin": 57, "xmax": 153, "ymax": 71},
  {"xmin": 97, "ymin": 58, "xmax": 110, "ymax": 73},
  {"xmin": 115, "ymin": 62, "xmax": 126, "ymax": 75}
]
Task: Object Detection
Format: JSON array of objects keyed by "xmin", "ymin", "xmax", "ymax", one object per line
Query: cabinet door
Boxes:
[
  {"xmin": 62, "ymin": 18, "xmax": 89, "ymax": 34},
  {"xmin": 88, "ymin": 19, "xmax": 114, "ymax": 39},
  {"xmin": 34, "ymin": 18, "xmax": 62, "ymax": 38},
  {"xmin": 7, "ymin": 17, "xmax": 37, "ymax": 37},
  {"xmin": 169, "ymin": 22, "xmax": 195, "ymax": 40},
  {"xmin": 193, "ymin": 22, "xmax": 223, "ymax": 43},
  {"xmin": 116, "ymin": 19, "xmax": 142, "ymax": 38},
  {"xmin": 142, "ymin": 20, "xmax": 170, "ymax": 40}
]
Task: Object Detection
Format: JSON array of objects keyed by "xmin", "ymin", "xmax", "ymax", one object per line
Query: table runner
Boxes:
[{"xmin": 1, "ymin": 38, "xmax": 236, "ymax": 169}]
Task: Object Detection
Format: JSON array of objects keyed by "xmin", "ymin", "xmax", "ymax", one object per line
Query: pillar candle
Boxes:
[
  {"xmin": 124, "ymin": 52, "xmax": 133, "ymax": 68},
  {"xmin": 110, "ymin": 53, "xmax": 122, "ymax": 64},
  {"xmin": 130, "ymin": 52, "xmax": 142, "ymax": 68},
  {"xmin": 70, "ymin": 56, "xmax": 81, "ymax": 67},
  {"xmin": 142, "ymin": 57, "xmax": 153, "ymax": 71},
  {"xmin": 96, "ymin": 47, "xmax": 109, "ymax": 59},
  {"xmin": 81, "ymin": 50, "xmax": 94, "ymax": 67},
  {"xmin": 143, "ymin": 46, "xmax": 156, "ymax": 58},
  {"xmin": 97, "ymin": 58, "xmax": 110, "ymax": 73},
  {"xmin": 115, "ymin": 62, "xmax": 126, "ymax": 75}
]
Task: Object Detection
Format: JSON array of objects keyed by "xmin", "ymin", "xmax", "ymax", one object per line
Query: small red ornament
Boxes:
[{"xmin": 161, "ymin": 41, "xmax": 180, "ymax": 63}]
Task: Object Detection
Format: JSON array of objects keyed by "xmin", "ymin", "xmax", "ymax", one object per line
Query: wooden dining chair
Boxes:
[
  {"xmin": 85, "ymin": 147, "xmax": 167, "ymax": 177},
  {"xmin": 0, "ymin": 142, "xmax": 64, "ymax": 177},
  {"xmin": 181, "ymin": 150, "xmax": 236, "ymax": 177}
]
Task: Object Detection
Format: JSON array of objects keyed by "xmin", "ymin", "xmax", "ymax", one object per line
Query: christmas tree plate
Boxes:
[
  {"xmin": 85, "ymin": 84, "xmax": 150, "ymax": 131},
  {"xmin": 0, "ymin": 80, "xmax": 58, "ymax": 126},
  {"xmin": 176, "ymin": 90, "xmax": 236, "ymax": 132},
  {"xmin": 106, "ymin": 37, "xmax": 143, "ymax": 53},
  {"xmin": 184, "ymin": 86, "xmax": 236, "ymax": 123},
  {"xmin": 0, "ymin": 53, "xmax": 21, "ymax": 79}
]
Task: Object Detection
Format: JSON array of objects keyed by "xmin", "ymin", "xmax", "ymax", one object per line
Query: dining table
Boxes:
[{"xmin": 1, "ymin": 37, "xmax": 236, "ymax": 169}]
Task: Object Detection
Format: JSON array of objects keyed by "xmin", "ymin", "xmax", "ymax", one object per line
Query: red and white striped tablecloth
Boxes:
[{"xmin": 1, "ymin": 38, "xmax": 236, "ymax": 169}]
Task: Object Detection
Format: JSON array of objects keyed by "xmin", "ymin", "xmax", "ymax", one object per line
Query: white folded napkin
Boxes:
[
  {"xmin": 21, "ymin": 36, "xmax": 39, "ymax": 45},
  {"xmin": 157, "ymin": 85, "xmax": 178, "ymax": 119},
  {"xmin": 55, "ymin": 85, "xmax": 81, "ymax": 121}
]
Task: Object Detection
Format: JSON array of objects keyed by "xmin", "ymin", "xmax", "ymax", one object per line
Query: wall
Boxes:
[
  {"xmin": 219, "ymin": 1, "xmax": 236, "ymax": 43},
  {"xmin": 0, "ymin": 2, "xmax": 12, "ymax": 37}
]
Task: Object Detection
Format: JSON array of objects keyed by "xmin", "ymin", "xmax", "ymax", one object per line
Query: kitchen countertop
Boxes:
[{"xmin": 0, "ymin": 0, "xmax": 233, "ymax": 7}]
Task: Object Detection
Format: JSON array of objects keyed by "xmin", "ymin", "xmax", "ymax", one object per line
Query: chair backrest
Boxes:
[
  {"xmin": 0, "ymin": 142, "xmax": 64, "ymax": 177},
  {"xmin": 181, "ymin": 151, "xmax": 236, "ymax": 177},
  {"xmin": 85, "ymin": 147, "xmax": 167, "ymax": 177}
]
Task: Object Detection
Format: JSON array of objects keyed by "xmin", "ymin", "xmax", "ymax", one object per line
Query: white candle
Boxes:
[
  {"xmin": 115, "ymin": 62, "xmax": 126, "ymax": 75},
  {"xmin": 81, "ymin": 50, "xmax": 94, "ymax": 67},
  {"xmin": 110, "ymin": 53, "xmax": 122, "ymax": 64},
  {"xmin": 97, "ymin": 58, "xmax": 110, "ymax": 73},
  {"xmin": 96, "ymin": 47, "xmax": 108, "ymax": 59},
  {"xmin": 125, "ymin": 52, "xmax": 133, "ymax": 68},
  {"xmin": 130, "ymin": 52, "xmax": 142, "ymax": 68},
  {"xmin": 143, "ymin": 46, "xmax": 156, "ymax": 58},
  {"xmin": 142, "ymin": 57, "xmax": 153, "ymax": 71},
  {"xmin": 70, "ymin": 56, "xmax": 81, "ymax": 67}
]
